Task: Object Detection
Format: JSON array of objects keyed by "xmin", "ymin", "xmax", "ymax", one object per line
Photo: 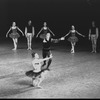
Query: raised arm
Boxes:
[
  {"xmin": 48, "ymin": 27, "xmax": 55, "ymax": 36},
  {"xmin": 76, "ymin": 30, "xmax": 85, "ymax": 37},
  {"xmin": 6, "ymin": 27, "xmax": 11, "ymax": 37},
  {"xmin": 17, "ymin": 27, "xmax": 24, "ymax": 36},
  {"xmin": 40, "ymin": 54, "xmax": 53, "ymax": 62},
  {"xmin": 36, "ymin": 27, "xmax": 43, "ymax": 38}
]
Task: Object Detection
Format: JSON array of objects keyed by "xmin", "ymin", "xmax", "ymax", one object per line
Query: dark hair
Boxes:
[{"xmin": 31, "ymin": 52, "xmax": 36, "ymax": 58}]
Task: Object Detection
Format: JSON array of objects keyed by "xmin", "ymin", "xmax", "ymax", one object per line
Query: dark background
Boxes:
[{"xmin": 0, "ymin": 0, "xmax": 100, "ymax": 51}]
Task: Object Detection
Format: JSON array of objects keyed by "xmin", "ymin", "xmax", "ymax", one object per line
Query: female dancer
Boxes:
[
  {"xmin": 89, "ymin": 21, "xmax": 99, "ymax": 53},
  {"xmin": 6, "ymin": 22, "xmax": 24, "ymax": 50},
  {"xmin": 36, "ymin": 22, "xmax": 55, "ymax": 39},
  {"xmin": 25, "ymin": 52, "xmax": 53, "ymax": 88},
  {"xmin": 25, "ymin": 20, "xmax": 35, "ymax": 50},
  {"xmin": 62, "ymin": 25, "xmax": 85, "ymax": 53}
]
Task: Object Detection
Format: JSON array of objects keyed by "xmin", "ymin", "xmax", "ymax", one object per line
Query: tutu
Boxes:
[
  {"xmin": 25, "ymin": 70, "xmax": 45, "ymax": 78},
  {"xmin": 9, "ymin": 32, "xmax": 20, "ymax": 39},
  {"xmin": 39, "ymin": 33, "xmax": 47, "ymax": 39},
  {"xmin": 68, "ymin": 36, "xmax": 78, "ymax": 43}
]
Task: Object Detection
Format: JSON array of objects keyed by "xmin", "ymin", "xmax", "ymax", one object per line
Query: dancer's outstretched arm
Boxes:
[
  {"xmin": 76, "ymin": 30, "xmax": 85, "ymax": 37},
  {"xmin": 17, "ymin": 27, "xmax": 24, "ymax": 36},
  {"xmin": 48, "ymin": 27, "xmax": 55, "ymax": 36},
  {"xmin": 63, "ymin": 31, "xmax": 71, "ymax": 38},
  {"xmin": 96, "ymin": 28, "xmax": 99, "ymax": 39},
  {"xmin": 6, "ymin": 27, "xmax": 11, "ymax": 37},
  {"xmin": 25, "ymin": 27, "xmax": 27, "ymax": 37},
  {"xmin": 36, "ymin": 27, "xmax": 43, "ymax": 38},
  {"xmin": 40, "ymin": 54, "xmax": 53, "ymax": 62},
  {"xmin": 89, "ymin": 29, "xmax": 91, "ymax": 40}
]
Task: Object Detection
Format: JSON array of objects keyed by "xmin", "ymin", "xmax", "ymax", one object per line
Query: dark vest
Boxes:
[
  {"xmin": 91, "ymin": 26, "xmax": 96, "ymax": 35},
  {"xmin": 43, "ymin": 38, "xmax": 51, "ymax": 50},
  {"xmin": 27, "ymin": 24, "xmax": 32, "ymax": 33}
]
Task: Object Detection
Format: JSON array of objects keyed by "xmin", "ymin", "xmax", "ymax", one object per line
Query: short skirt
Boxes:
[
  {"xmin": 25, "ymin": 70, "xmax": 44, "ymax": 78},
  {"xmin": 9, "ymin": 32, "xmax": 20, "ymax": 39},
  {"xmin": 68, "ymin": 36, "xmax": 78, "ymax": 43}
]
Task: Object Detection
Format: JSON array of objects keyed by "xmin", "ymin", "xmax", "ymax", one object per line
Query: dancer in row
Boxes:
[
  {"xmin": 61, "ymin": 25, "xmax": 85, "ymax": 53},
  {"xmin": 6, "ymin": 22, "xmax": 24, "ymax": 50},
  {"xmin": 36, "ymin": 22, "xmax": 55, "ymax": 38},
  {"xmin": 36, "ymin": 22, "xmax": 64, "ymax": 70},
  {"xmin": 25, "ymin": 20, "xmax": 35, "ymax": 50},
  {"xmin": 25, "ymin": 52, "xmax": 53, "ymax": 88},
  {"xmin": 6, "ymin": 21, "xmax": 99, "ymax": 53},
  {"xmin": 89, "ymin": 21, "xmax": 99, "ymax": 53}
]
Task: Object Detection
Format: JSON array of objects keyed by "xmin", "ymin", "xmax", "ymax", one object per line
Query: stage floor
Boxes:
[{"xmin": 0, "ymin": 42, "xmax": 100, "ymax": 98}]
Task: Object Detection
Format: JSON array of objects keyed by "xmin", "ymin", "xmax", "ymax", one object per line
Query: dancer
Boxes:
[
  {"xmin": 6, "ymin": 22, "xmax": 24, "ymax": 50},
  {"xmin": 25, "ymin": 52, "xmax": 53, "ymax": 88},
  {"xmin": 36, "ymin": 22, "xmax": 55, "ymax": 38},
  {"xmin": 61, "ymin": 25, "xmax": 85, "ymax": 53},
  {"xmin": 37, "ymin": 31, "xmax": 64, "ymax": 70},
  {"xmin": 36, "ymin": 22, "xmax": 64, "ymax": 70},
  {"xmin": 25, "ymin": 20, "xmax": 35, "ymax": 50},
  {"xmin": 89, "ymin": 21, "xmax": 99, "ymax": 53}
]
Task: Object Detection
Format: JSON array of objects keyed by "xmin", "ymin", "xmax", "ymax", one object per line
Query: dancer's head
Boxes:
[
  {"xmin": 12, "ymin": 22, "xmax": 16, "ymax": 27},
  {"xmin": 71, "ymin": 25, "xmax": 75, "ymax": 30},
  {"xmin": 32, "ymin": 52, "xmax": 39, "ymax": 59},
  {"xmin": 46, "ymin": 33, "xmax": 51, "ymax": 40},
  {"xmin": 44, "ymin": 22, "xmax": 47, "ymax": 27},
  {"xmin": 92, "ymin": 21, "xmax": 95, "ymax": 27},
  {"xmin": 28, "ymin": 20, "xmax": 32, "ymax": 25}
]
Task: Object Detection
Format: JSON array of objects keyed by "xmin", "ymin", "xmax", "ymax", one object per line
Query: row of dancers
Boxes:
[
  {"xmin": 6, "ymin": 20, "xmax": 99, "ymax": 88},
  {"xmin": 6, "ymin": 21, "xmax": 99, "ymax": 53}
]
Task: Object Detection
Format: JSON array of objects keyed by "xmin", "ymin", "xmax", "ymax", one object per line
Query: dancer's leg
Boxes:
[
  {"xmin": 27, "ymin": 37, "xmax": 30, "ymax": 50},
  {"xmin": 42, "ymin": 50, "xmax": 47, "ymax": 68},
  {"xmin": 12, "ymin": 38, "xmax": 17, "ymax": 50},
  {"xmin": 29, "ymin": 35, "xmax": 32, "ymax": 50},
  {"xmin": 91, "ymin": 39, "xmax": 95, "ymax": 53},
  {"xmin": 94, "ymin": 39, "xmax": 97, "ymax": 53},
  {"xmin": 15, "ymin": 38, "xmax": 18, "ymax": 50},
  {"xmin": 46, "ymin": 51, "xmax": 52, "ymax": 70},
  {"xmin": 71, "ymin": 42, "xmax": 75, "ymax": 53}
]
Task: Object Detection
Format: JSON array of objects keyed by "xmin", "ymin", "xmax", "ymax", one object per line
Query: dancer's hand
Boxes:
[
  {"xmin": 6, "ymin": 35, "xmax": 8, "ymax": 38},
  {"xmin": 60, "ymin": 37, "xmax": 65, "ymax": 40},
  {"xmin": 22, "ymin": 33, "xmax": 24, "ymax": 36},
  {"xmin": 50, "ymin": 54, "xmax": 53, "ymax": 58}
]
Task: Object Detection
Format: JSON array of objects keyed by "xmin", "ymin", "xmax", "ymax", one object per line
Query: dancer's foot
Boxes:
[
  {"xmin": 91, "ymin": 51, "xmax": 94, "ymax": 53},
  {"xmin": 94, "ymin": 51, "xmax": 97, "ymax": 53},
  {"xmin": 71, "ymin": 50, "xmax": 75, "ymax": 53},
  {"xmin": 27, "ymin": 48, "xmax": 32, "ymax": 50},
  {"xmin": 12, "ymin": 48, "xmax": 16, "ymax": 50},
  {"xmin": 29, "ymin": 48, "xmax": 32, "ymax": 50},
  {"xmin": 36, "ymin": 85, "xmax": 42, "ymax": 88},
  {"xmin": 27, "ymin": 48, "xmax": 29, "ymax": 50}
]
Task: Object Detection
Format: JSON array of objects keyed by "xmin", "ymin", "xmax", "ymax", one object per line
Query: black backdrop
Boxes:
[{"xmin": 0, "ymin": 0, "xmax": 100, "ymax": 50}]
